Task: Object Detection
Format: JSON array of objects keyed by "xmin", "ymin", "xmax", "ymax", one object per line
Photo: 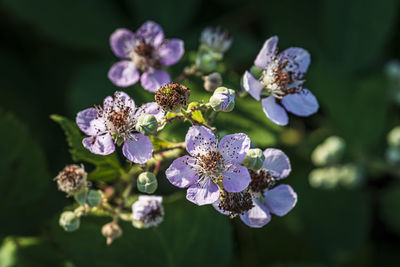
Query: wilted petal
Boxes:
[
  {"xmin": 186, "ymin": 179, "xmax": 220, "ymax": 206},
  {"xmin": 240, "ymin": 198, "xmax": 271, "ymax": 228},
  {"xmin": 262, "ymin": 148, "xmax": 291, "ymax": 179},
  {"xmin": 261, "ymin": 96, "xmax": 288, "ymax": 126},
  {"xmin": 76, "ymin": 108, "xmax": 98, "ymax": 135},
  {"xmin": 279, "ymin": 47, "xmax": 310, "ymax": 75},
  {"xmin": 242, "ymin": 71, "xmax": 264, "ymax": 101},
  {"xmin": 110, "ymin": 28, "xmax": 135, "ymax": 58},
  {"xmin": 166, "ymin": 156, "xmax": 198, "ymax": 188},
  {"xmin": 158, "ymin": 39, "xmax": 184, "ymax": 66},
  {"xmin": 136, "ymin": 21, "xmax": 164, "ymax": 48},
  {"xmin": 254, "ymin": 36, "xmax": 278, "ymax": 69},
  {"xmin": 135, "ymin": 102, "xmax": 165, "ymax": 121},
  {"xmin": 82, "ymin": 134, "xmax": 115, "ymax": 155},
  {"xmin": 108, "ymin": 61, "xmax": 140, "ymax": 87},
  {"xmin": 122, "ymin": 133, "xmax": 153, "ymax": 164},
  {"xmin": 281, "ymin": 89, "xmax": 319, "ymax": 117},
  {"xmin": 222, "ymin": 164, "xmax": 250, "ymax": 193},
  {"xmin": 219, "ymin": 133, "xmax": 250, "ymax": 164},
  {"xmin": 264, "ymin": 184, "xmax": 297, "ymax": 216},
  {"xmin": 140, "ymin": 69, "xmax": 170, "ymax": 93},
  {"xmin": 185, "ymin": 126, "xmax": 217, "ymax": 157}
]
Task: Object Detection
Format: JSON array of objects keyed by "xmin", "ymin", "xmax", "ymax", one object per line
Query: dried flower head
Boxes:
[
  {"xmin": 54, "ymin": 164, "xmax": 87, "ymax": 194},
  {"xmin": 102, "ymin": 221, "xmax": 122, "ymax": 245},
  {"xmin": 155, "ymin": 83, "xmax": 190, "ymax": 112}
]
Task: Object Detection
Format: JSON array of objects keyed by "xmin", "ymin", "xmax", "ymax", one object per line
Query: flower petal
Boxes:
[
  {"xmin": 113, "ymin": 91, "xmax": 136, "ymax": 112},
  {"xmin": 166, "ymin": 156, "xmax": 198, "ymax": 188},
  {"xmin": 109, "ymin": 28, "xmax": 135, "ymax": 58},
  {"xmin": 158, "ymin": 39, "xmax": 184, "ymax": 66},
  {"xmin": 108, "ymin": 61, "xmax": 140, "ymax": 88},
  {"xmin": 262, "ymin": 148, "xmax": 291, "ymax": 179},
  {"xmin": 218, "ymin": 133, "xmax": 251, "ymax": 164},
  {"xmin": 264, "ymin": 184, "xmax": 297, "ymax": 216},
  {"xmin": 261, "ymin": 96, "xmax": 288, "ymax": 126},
  {"xmin": 186, "ymin": 180, "xmax": 220, "ymax": 206},
  {"xmin": 212, "ymin": 200, "xmax": 230, "ymax": 216},
  {"xmin": 82, "ymin": 134, "xmax": 115, "ymax": 155},
  {"xmin": 140, "ymin": 69, "xmax": 170, "ymax": 93},
  {"xmin": 279, "ymin": 47, "xmax": 310, "ymax": 75},
  {"xmin": 254, "ymin": 36, "xmax": 278, "ymax": 69},
  {"xmin": 222, "ymin": 164, "xmax": 251, "ymax": 193},
  {"xmin": 242, "ymin": 71, "xmax": 264, "ymax": 101},
  {"xmin": 135, "ymin": 102, "xmax": 165, "ymax": 121},
  {"xmin": 240, "ymin": 198, "xmax": 271, "ymax": 228},
  {"xmin": 76, "ymin": 108, "xmax": 98, "ymax": 135},
  {"xmin": 281, "ymin": 89, "xmax": 319, "ymax": 117},
  {"xmin": 136, "ymin": 21, "xmax": 164, "ymax": 48},
  {"xmin": 185, "ymin": 126, "xmax": 217, "ymax": 157},
  {"xmin": 122, "ymin": 133, "xmax": 153, "ymax": 164}
]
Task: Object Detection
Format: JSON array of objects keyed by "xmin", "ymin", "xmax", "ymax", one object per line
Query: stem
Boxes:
[
  {"xmin": 175, "ymin": 65, "xmax": 198, "ymax": 83},
  {"xmin": 207, "ymin": 110, "xmax": 218, "ymax": 126}
]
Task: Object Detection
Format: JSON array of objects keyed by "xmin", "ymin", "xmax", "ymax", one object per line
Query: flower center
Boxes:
[
  {"xmin": 130, "ymin": 40, "xmax": 161, "ymax": 71},
  {"xmin": 249, "ymin": 169, "xmax": 276, "ymax": 193},
  {"xmin": 218, "ymin": 189, "xmax": 254, "ymax": 218},
  {"xmin": 198, "ymin": 151, "xmax": 223, "ymax": 176}
]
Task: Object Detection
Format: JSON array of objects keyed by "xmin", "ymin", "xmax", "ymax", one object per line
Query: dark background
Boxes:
[{"xmin": 1, "ymin": 0, "xmax": 400, "ymax": 266}]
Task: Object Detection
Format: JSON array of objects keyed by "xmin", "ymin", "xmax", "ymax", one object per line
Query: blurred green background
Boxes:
[{"xmin": 1, "ymin": 0, "xmax": 400, "ymax": 266}]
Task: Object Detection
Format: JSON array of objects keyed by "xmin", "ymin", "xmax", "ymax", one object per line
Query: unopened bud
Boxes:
[
  {"xmin": 137, "ymin": 172, "xmax": 158, "ymax": 194},
  {"xmin": 243, "ymin": 148, "xmax": 265, "ymax": 170},
  {"xmin": 73, "ymin": 188, "xmax": 88, "ymax": 206},
  {"xmin": 59, "ymin": 211, "xmax": 80, "ymax": 232},
  {"xmin": 155, "ymin": 83, "xmax": 190, "ymax": 113},
  {"xmin": 87, "ymin": 190, "xmax": 102, "ymax": 207},
  {"xmin": 209, "ymin": 87, "xmax": 235, "ymax": 112},
  {"xmin": 388, "ymin": 126, "xmax": 400, "ymax": 148},
  {"xmin": 202, "ymin": 72, "xmax": 222, "ymax": 92},
  {"xmin": 196, "ymin": 52, "xmax": 217, "ymax": 73},
  {"xmin": 386, "ymin": 147, "xmax": 400, "ymax": 164},
  {"xmin": 309, "ymin": 164, "xmax": 363, "ymax": 189},
  {"xmin": 101, "ymin": 221, "xmax": 122, "ymax": 245},
  {"xmin": 385, "ymin": 60, "xmax": 400, "ymax": 80},
  {"xmin": 54, "ymin": 164, "xmax": 87, "ymax": 194},
  {"xmin": 136, "ymin": 114, "xmax": 158, "ymax": 135},
  {"xmin": 311, "ymin": 136, "xmax": 346, "ymax": 166}
]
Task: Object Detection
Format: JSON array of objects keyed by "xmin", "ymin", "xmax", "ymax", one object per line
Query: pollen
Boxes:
[
  {"xmin": 218, "ymin": 189, "xmax": 254, "ymax": 218},
  {"xmin": 249, "ymin": 169, "xmax": 276, "ymax": 193},
  {"xmin": 155, "ymin": 83, "xmax": 190, "ymax": 112}
]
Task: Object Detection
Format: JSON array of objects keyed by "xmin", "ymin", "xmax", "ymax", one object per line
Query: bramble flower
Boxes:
[
  {"xmin": 243, "ymin": 36, "xmax": 319, "ymax": 125},
  {"xmin": 76, "ymin": 91, "xmax": 164, "ymax": 164},
  {"xmin": 166, "ymin": 126, "xmax": 251, "ymax": 206},
  {"xmin": 108, "ymin": 21, "xmax": 184, "ymax": 92},
  {"xmin": 54, "ymin": 164, "xmax": 88, "ymax": 194},
  {"xmin": 214, "ymin": 148, "xmax": 297, "ymax": 228},
  {"xmin": 200, "ymin": 27, "xmax": 232, "ymax": 54},
  {"xmin": 132, "ymin": 196, "xmax": 164, "ymax": 229}
]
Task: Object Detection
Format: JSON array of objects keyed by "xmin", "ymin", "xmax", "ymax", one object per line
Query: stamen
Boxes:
[
  {"xmin": 249, "ymin": 169, "xmax": 276, "ymax": 193},
  {"xmin": 218, "ymin": 189, "xmax": 254, "ymax": 218}
]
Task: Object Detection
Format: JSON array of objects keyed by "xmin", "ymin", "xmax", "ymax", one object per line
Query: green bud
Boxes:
[
  {"xmin": 209, "ymin": 87, "xmax": 235, "ymax": 112},
  {"xmin": 243, "ymin": 148, "xmax": 265, "ymax": 170},
  {"xmin": 196, "ymin": 52, "xmax": 217, "ymax": 73},
  {"xmin": 59, "ymin": 211, "xmax": 80, "ymax": 232},
  {"xmin": 73, "ymin": 188, "xmax": 88, "ymax": 206},
  {"xmin": 386, "ymin": 147, "xmax": 400, "ymax": 164},
  {"xmin": 137, "ymin": 172, "xmax": 158, "ymax": 194},
  {"xmin": 87, "ymin": 190, "xmax": 102, "ymax": 207},
  {"xmin": 250, "ymin": 65, "xmax": 263, "ymax": 80},
  {"xmin": 136, "ymin": 114, "xmax": 158, "ymax": 136},
  {"xmin": 388, "ymin": 126, "xmax": 400, "ymax": 148},
  {"xmin": 385, "ymin": 60, "xmax": 400, "ymax": 80},
  {"xmin": 311, "ymin": 136, "xmax": 346, "ymax": 166},
  {"xmin": 309, "ymin": 164, "xmax": 363, "ymax": 190}
]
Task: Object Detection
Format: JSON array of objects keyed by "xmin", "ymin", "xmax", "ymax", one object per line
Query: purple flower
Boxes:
[
  {"xmin": 76, "ymin": 91, "xmax": 164, "ymax": 164},
  {"xmin": 108, "ymin": 21, "xmax": 184, "ymax": 93},
  {"xmin": 166, "ymin": 126, "xmax": 251, "ymax": 206},
  {"xmin": 214, "ymin": 148, "xmax": 297, "ymax": 228},
  {"xmin": 243, "ymin": 36, "xmax": 319, "ymax": 125},
  {"xmin": 132, "ymin": 195, "xmax": 164, "ymax": 228}
]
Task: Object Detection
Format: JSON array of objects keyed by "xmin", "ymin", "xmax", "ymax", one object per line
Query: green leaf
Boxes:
[
  {"xmin": 187, "ymin": 102, "xmax": 206, "ymax": 124},
  {"xmin": 50, "ymin": 114, "xmax": 121, "ymax": 182}
]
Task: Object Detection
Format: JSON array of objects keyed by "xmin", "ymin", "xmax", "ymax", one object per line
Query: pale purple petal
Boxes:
[
  {"xmin": 264, "ymin": 184, "xmax": 297, "ymax": 216},
  {"xmin": 135, "ymin": 102, "xmax": 165, "ymax": 121},
  {"xmin": 103, "ymin": 96, "xmax": 114, "ymax": 110},
  {"xmin": 185, "ymin": 126, "xmax": 217, "ymax": 157},
  {"xmin": 108, "ymin": 61, "xmax": 140, "ymax": 88},
  {"xmin": 166, "ymin": 156, "xmax": 198, "ymax": 188},
  {"xmin": 110, "ymin": 28, "xmax": 135, "ymax": 58},
  {"xmin": 281, "ymin": 89, "xmax": 319, "ymax": 117},
  {"xmin": 222, "ymin": 164, "xmax": 250, "ymax": 193},
  {"xmin": 254, "ymin": 36, "xmax": 278, "ymax": 69},
  {"xmin": 261, "ymin": 96, "xmax": 288, "ymax": 126},
  {"xmin": 158, "ymin": 39, "xmax": 184, "ymax": 66},
  {"xmin": 136, "ymin": 21, "xmax": 164, "ymax": 48},
  {"xmin": 262, "ymin": 148, "xmax": 291, "ymax": 179},
  {"xmin": 186, "ymin": 180, "xmax": 220, "ymax": 206},
  {"xmin": 212, "ymin": 201, "xmax": 230, "ymax": 216},
  {"xmin": 240, "ymin": 198, "xmax": 271, "ymax": 228},
  {"xmin": 279, "ymin": 47, "xmax": 310, "ymax": 75},
  {"xmin": 114, "ymin": 91, "xmax": 136, "ymax": 112},
  {"xmin": 219, "ymin": 133, "xmax": 250, "ymax": 164},
  {"xmin": 87, "ymin": 118, "xmax": 107, "ymax": 135},
  {"xmin": 76, "ymin": 108, "xmax": 97, "ymax": 135},
  {"xmin": 242, "ymin": 71, "xmax": 264, "ymax": 101},
  {"xmin": 122, "ymin": 133, "xmax": 153, "ymax": 164},
  {"xmin": 140, "ymin": 69, "xmax": 170, "ymax": 93},
  {"xmin": 82, "ymin": 134, "xmax": 115, "ymax": 155}
]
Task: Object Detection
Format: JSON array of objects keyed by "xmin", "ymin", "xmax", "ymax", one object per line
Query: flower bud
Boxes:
[
  {"xmin": 309, "ymin": 164, "xmax": 363, "ymax": 189},
  {"xmin": 59, "ymin": 211, "xmax": 80, "ymax": 232},
  {"xmin": 101, "ymin": 221, "xmax": 122, "ymax": 245},
  {"xmin": 87, "ymin": 190, "xmax": 102, "ymax": 207},
  {"xmin": 388, "ymin": 126, "xmax": 400, "ymax": 148},
  {"xmin": 54, "ymin": 164, "xmax": 87, "ymax": 195},
  {"xmin": 135, "ymin": 114, "xmax": 158, "ymax": 135},
  {"xmin": 132, "ymin": 196, "xmax": 164, "ymax": 229},
  {"xmin": 311, "ymin": 136, "xmax": 346, "ymax": 166},
  {"xmin": 386, "ymin": 147, "xmax": 400, "ymax": 164},
  {"xmin": 137, "ymin": 172, "xmax": 158, "ymax": 194},
  {"xmin": 209, "ymin": 87, "xmax": 235, "ymax": 112},
  {"xmin": 196, "ymin": 52, "xmax": 218, "ymax": 73},
  {"xmin": 200, "ymin": 27, "xmax": 232, "ymax": 54},
  {"xmin": 202, "ymin": 72, "xmax": 222, "ymax": 92},
  {"xmin": 243, "ymin": 148, "xmax": 265, "ymax": 170},
  {"xmin": 385, "ymin": 60, "xmax": 400, "ymax": 80},
  {"xmin": 73, "ymin": 188, "xmax": 88, "ymax": 206},
  {"xmin": 155, "ymin": 83, "xmax": 190, "ymax": 113}
]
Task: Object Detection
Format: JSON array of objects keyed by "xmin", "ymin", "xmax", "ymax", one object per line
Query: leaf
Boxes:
[
  {"xmin": 50, "ymin": 114, "xmax": 121, "ymax": 182},
  {"xmin": 187, "ymin": 102, "xmax": 206, "ymax": 124}
]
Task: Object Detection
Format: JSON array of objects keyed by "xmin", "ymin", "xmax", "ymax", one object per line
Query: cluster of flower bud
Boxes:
[
  {"xmin": 309, "ymin": 164, "xmax": 363, "ymax": 189},
  {"xmin": 311, "ymin": 136, "xmax": 346, "ymax": 166}
]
